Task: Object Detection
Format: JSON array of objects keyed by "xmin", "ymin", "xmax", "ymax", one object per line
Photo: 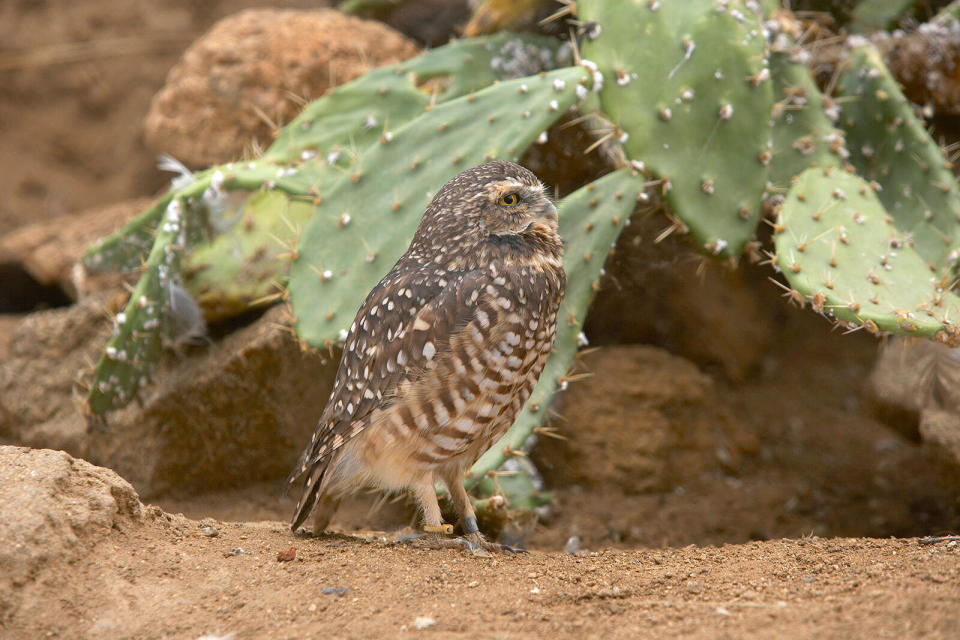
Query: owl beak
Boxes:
[{"xmin": 534, "ymin": 200, "xmax": 557, "ymax": 223}]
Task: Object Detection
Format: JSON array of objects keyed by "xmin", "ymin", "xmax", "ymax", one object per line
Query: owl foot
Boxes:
[
  {"xmin": 458, "ymin": 531, "xmax": 525, "ymax": 556},
  {"xmin": 392, "ymin": 527, "xmax": 521, "ymax": 556}
]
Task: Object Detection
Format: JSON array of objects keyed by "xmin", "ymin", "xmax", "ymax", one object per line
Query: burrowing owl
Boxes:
[{"xmin": 286, "ymin": 161, "xmax": 565, "ymax": 552}]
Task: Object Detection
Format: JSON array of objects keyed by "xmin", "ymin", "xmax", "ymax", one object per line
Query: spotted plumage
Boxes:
[{"xmin": 286, "ymin": 161, "xmax": 565, "ymax": 548}]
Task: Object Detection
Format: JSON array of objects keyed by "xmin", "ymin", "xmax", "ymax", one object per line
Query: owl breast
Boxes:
[{"xmin": 350, "ymin": 258, "xmax": 565, "ymax": 487}]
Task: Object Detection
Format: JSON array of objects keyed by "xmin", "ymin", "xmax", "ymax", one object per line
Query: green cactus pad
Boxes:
[
  {"xmin": 88, "ymin": 198, "xmax": 186, "ymax": 414},
  {"xmin": 182, "ymin": 190, "xmax": 315, "ymax": 321},
  {"xmin": 852, "ymin": 0, "xmax": 917, "ymax": 31},
  {"xmin": 466, "ymin": 167, "xmax": 644, "ymax": 493},
  {"xmin": 288, "ymin": 65, "xmax": 594, "ymax": 346},
  {"xmin": 82, "ymin": 195, "xmax": 169, "ymax": 273},
  {"xmin": 86, "ymin": 163, "xmax": 313, "ymax": 413},
  {"xmin": 85, "ymin": 34, "xmax": 562, "ymax": 276},
  {"xmin": 837, "ymin": 44, "xmax": 960, "ymax": 270},
  {"xmin": 775, "ymin": 167, "xmax": 960, "ymax": 345},
  {"xmin": 263, "ymin": 33, "xmax": 563, "ymax": 165},
  {"xmin": 579, "ymin": 0, "xmax": 773, "ymax": 256},
  {"xmin": 768, "ymin": 45, "xmax": 847, "ymax": 186}
]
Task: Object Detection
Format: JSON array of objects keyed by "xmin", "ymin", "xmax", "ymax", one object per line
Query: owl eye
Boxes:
[{"xmin": 498, "ymin": 193, "xmax": 520, "ymax": 206}]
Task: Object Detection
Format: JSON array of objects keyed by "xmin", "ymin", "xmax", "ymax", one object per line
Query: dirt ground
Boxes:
[
  {"xmin": 3, "ymin": 1, "xmax": 960, "ymax": 639},
  {"xmin": 11, "ymin": 515, "xmax": 960, "ymax": 639}
]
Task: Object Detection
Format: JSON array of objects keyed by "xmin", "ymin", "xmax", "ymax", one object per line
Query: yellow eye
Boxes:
[{"xmin": 498, "ymin": 193, "xmax": 520, "ymax": 206}]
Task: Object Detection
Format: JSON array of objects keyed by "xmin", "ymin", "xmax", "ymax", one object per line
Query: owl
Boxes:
[{"xmin": 286, "ymin": 161, "xmax": 565, "ymax": 553}]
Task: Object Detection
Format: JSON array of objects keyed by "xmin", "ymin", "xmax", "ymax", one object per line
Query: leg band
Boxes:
[
  {"xmin": 423, "ymin": 524, "xmax": 454, "ymax": 535},
  {"xmin": 462, "ymin": 516, "xmax": 479, "ymax": 534}
]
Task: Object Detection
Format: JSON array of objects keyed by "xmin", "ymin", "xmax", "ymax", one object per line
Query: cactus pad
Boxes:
[
  {"xmin": 768, "ymin": 44, "xmax": 848, "ymax": 186},
  {"xmin": 287, "ymin": 65, "xmax": 594, "ymax": 346},
  {"xmin": 579, "ymin": 0, "xmax": 773, "ymax": 256},
  {"xmin": 837, "ymin": 44, "xmax": 960, "ymax": 270},
  {"xmin": 182, "ymin": 190, "xmax": 315, "ymax": 320},
  {"xmin": 775, "ymin": 167, "xmax": 960, "ymax": 345},
  {"xmin": 88, "ymin": 198, "xmax": 186, "ymax": 413}
]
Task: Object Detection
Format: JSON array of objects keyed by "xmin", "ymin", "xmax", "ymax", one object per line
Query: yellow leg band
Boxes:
[{"xmin": 423, "ymin": 524, "xmax": 454, "ymax": 535}]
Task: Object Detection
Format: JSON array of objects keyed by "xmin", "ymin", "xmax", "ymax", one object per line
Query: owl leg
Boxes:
[
  {"xmin": 439, "ymin": 470, "xmax": 479, "ymax": 535},
  {"xmin": 413, "ymin": 479, "xmax": 446, "ymax": 532},
  {"xmin": 440, "ymin": 471, "xmax": 522, "ymax": 555}
]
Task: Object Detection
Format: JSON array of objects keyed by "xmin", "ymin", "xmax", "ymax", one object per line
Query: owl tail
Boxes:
[{"xmin": 290, "ymin": 462, "xmax": 327, "ymax": 533}]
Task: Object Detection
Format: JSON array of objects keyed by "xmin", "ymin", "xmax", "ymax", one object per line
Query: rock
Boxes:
[
  {"xmin": 88, "ymin": 305, "xmax": 336, "ymax": 497},
  {"xmin": 144, "ymin": 8, "xmax": 421, "ymax": 167},
  {"xmin": 865, "ymin": 338, "xmax": 929, "ymax": 439},
  {"xmin": 0, "ymin": 446, "xmax": 143, "ymax": 616},
  {"xmin": 0, "ymin": 198, "xmax": 148, "ymax": 300},
  {"xmin": 0, "ymin": 296, "xmax": 115, "ymax": 453},
  {"xmin": 1, "ymin": 301, "xmax": 336, "ymax": 498},
  {"xmin": 920, "ymin": 410, "xmax": 960, "ymax": 471},
  {"xmin": 534, "ymin": 345, "xmax": 749, "ymax": 494},
  {"xmin": 583, "ymin": 209, "xmax": 778, "ymax": 381},
  {"xmin": 868, "ymin": 338, "xmax": 960, "ymax": 469},
  {"xmin": 0, "ymin": 314, "xmax": 24, "ymax": 362}
]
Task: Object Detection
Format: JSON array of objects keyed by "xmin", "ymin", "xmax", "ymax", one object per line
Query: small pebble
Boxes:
[
  {"xmin": 276, "ymin": 547, "xmax": 296, "ymax": 562},
  {"xmin": 322, "ymin": 587, "xmax": 349, "ymax": 596},
  {"xmin": 199, "ymin": 526, "xmax": 219, "ymax": 538},
  {"xmin": 414, "ymin": 616, "xmax": 436, "ymax": 630},
  {"xmin": 565, "ymin": 536, "xmax": 581, "ymax": 554}
]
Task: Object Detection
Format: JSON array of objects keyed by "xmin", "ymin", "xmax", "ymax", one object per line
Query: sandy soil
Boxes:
[
  {"xmin": 3, "ymin": 2, "xmax": 960, "ymax": 639},
  {"xmin": 10, "ymin": 512, "xmax": 960, "ymax": 639}
]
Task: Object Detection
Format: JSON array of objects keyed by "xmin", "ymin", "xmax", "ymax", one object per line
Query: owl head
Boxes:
[{"xmin": 410, "ymin": 161, "xmax": 559, "ymax": 264}]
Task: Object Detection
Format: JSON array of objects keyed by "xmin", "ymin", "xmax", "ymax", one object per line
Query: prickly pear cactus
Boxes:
[
  {"xmin": 836, "ymin": 44, "xmax": 960, "ymax": 270},
  {"xmin": 88, "ymin": 199, "xmax": 186, "ymax": 413},
  {"xmin": 579, "ymin": 0, "xmax": 773, "ymax": 256},
  {"xmin": 287, "ymin": 65, "xmax": 595, "ymax": 346},
  {"xmin": 181, "ymin": 190, "xmax": 314, "ymax": 320},
  {"xmin": 768, "ymin": 40, "xmax": 848, "ymax": 186},
  {"xmin": 774, "ymin": 167, "xmax": 960, "ymax": 345},
  {"xmin": 82, "ymin": 33, "xmax": 565, "ymax": 414},
  {"xmin": 264, "ymin": 32, "xmax": 565, "ymax": 165}
]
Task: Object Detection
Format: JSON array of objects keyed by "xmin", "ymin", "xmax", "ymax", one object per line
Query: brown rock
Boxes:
[
  {"xmin": 583, "ymin": 209, "xmax": 778, "ymax": 381},
  {"xmin": 0, "ymin": 446, "xmax": 143, "ymax": 617},
  {"xmin": 920, "ymin": 410, "xmax": 960, "ymax": 472},
  {"xmin": 0, "ymin": 198, "xmax": 149, "ymax": 299},
  {"xmin": 868, "ymin": 338, "xmax": 960, "ymax": 468},
  {"xmin": 144, "ymin": 8, "xmax": 421, "ymax": 167},
  {"xmin": 0, "ymin": 296, "xmax": 112, "ymax": 452},
  {"xmin": 534, "ymin": 345, "xmax": 747, "ymax": 494},
  {"xmin": 0, "ymin": 300, "xmax": 335, "ymax": 498},
  {"xmin": 0, "ymin": 314, "xmax": 24, "ymax": 363},
  {"xmin": 88, "ymin": 305, "xmax": 336, "ymax": 497}
]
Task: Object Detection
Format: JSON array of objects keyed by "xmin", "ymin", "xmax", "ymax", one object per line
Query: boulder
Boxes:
[
  {"xmin": 144, "ymin": 8, "xmax": 421, "ymax": 167},
  {"xmin": 584, "ymin": 210, "xmax": 778, "ymax": 381},
  {"xmin": 0, "ymin": 302, "xmax": 336, "ymax": 498},
  {"xmin": 0, "ymin": 446, "xmax": 143, "ymax": 619},
  {"xmin": 534, "ymin": 345, "xmax": 752, "ymax": 494},
  {"xmin": 0, "ymin": 198, "xmax": 148, "ymax": 300}
]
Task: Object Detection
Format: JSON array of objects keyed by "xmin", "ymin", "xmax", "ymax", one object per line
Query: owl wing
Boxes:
[{"xmin": 286, "ymin": 266, "xmax": 492, "ymax": 527}]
